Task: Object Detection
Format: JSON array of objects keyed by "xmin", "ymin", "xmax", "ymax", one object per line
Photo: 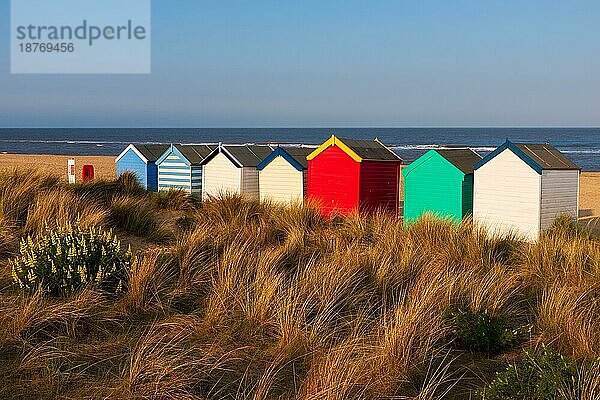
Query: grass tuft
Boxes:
[{"xmin": 110, "ymin": 195, "xmax": 171, "ymax": 242}]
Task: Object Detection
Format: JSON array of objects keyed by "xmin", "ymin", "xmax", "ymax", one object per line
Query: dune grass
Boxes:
[{"xmin": 0, "ymin": 169, "xmax": 598, "ymax": 399}]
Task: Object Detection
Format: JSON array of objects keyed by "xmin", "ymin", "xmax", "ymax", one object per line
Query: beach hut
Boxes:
[
  {"xmin": 115, "ymin": 144, "xmax": 169, "ymax": 191},
  {"xmin": 201, "ymin": 144, "xmax": 273, "ymax": 200},
  {"xmin": 257, "ymin": 146, "xmax": 313, "ymax": 204},
  {"xmin": 473, "ymin": 140, "xmax": 580, "ymax": 241},
  {"xmin": 402, "ymin": 148, "xmax": 482, "ymax": 223},
  {"xmin": 307, "ymin": 135, "xmax": 403, "ymax": 216},
  {"xmin": 156, "ymin": 144, "xmax": 215, "ymax": 195}
]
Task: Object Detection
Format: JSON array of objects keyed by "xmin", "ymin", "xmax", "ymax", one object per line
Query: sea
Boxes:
[{"xmin": 0, "ymin": 128, "xmax": 599, "ymax": 171}]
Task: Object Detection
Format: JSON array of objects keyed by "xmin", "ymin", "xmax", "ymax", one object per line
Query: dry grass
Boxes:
[{"xmin": 0, "ymin": 169, "xmax": 598, "ymax": 399}]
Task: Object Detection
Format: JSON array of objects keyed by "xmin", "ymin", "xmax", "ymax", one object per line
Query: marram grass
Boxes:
[{"xmin": 0, "ymin": 169, "xmax": 599, "ymax": 399}]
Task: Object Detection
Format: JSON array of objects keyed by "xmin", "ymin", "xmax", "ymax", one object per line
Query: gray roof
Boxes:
[
  {"xmin": 176, "ymin": 144, "xmax": 215, "ymax": 165},
  {"xmin": 338, "ymin": 137, "xmax": 402, "ymax": 162},
  {"xmin": 220, "ymin": 145, "xmax": 274, "ymax": 167},
  {"xmin": 135, "ymin": 144, "xmax": 170, "ymax": 162},
  {"xmin": 513, "ymin": 143, "xmax": 580, "ymax": 170},
  {"xmin": 282, "ymin": 146, "xmax": 313, "ymax": 168},
  {"xmin": 436, "ymin": 148, "xmax": 482, "ymax": 174}
]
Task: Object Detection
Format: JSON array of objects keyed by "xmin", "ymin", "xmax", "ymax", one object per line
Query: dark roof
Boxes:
[
  {"xmin": 474, "ymin": 140, "xmax": 580, "ymax": 173},
  {"xmin": 436, "ymin": 148, "xmax": 482, "ymax": 174},
  {"xmin": 257, "ymin": 146, "xmax": 313, "ymax": 171},
  {"xmin": 221, "ymin": 145, "xmax": 274, "ymax": 167},
  {"xmin": 339, "ymin": 137, "xmax": 402, "ymax": 161},
  {"xmin": 280, "ymin": 147, "xmax": 313, "ymax": 169},
  {"xmin": 176, "ymin": 144, "xmax": 215, "ymax": 165},
  {"xmin": 135, "ymin": 144, "xmax": 170, "ymax": 162},
  {"xmin": 513, "ymin": 143, "xmax": 580, "ymax": 170}
]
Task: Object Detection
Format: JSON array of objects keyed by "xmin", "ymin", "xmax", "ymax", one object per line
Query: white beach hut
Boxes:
[
  {"xmin": 257, "ymin": 146, "xmax": 313, "ymax": 204},
  {"xmin": 201, "ymin": 144, "xmax": 273, "ymax": 200},
  {"xmin": 473, "ymin": 140, "xmax": 580, "ymax": 241}
]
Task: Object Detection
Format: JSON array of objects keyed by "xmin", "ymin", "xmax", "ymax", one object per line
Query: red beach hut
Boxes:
[{"xmin": 307, "ymin": 135, "xmax": 403, "ymax": 216}]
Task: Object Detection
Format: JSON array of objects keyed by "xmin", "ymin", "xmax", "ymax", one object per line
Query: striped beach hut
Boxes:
[
  {"xmin": 201, "ymin": 144, "xmax": 273, "ymax": 200},
  {"xmin": 257, "ymin": 146, "xmax": 313, "ymax": 204},
  {"xmin": 403, "ymin": 148, "xmax": 482, "ymax": 223},
  {"xmin": 307, "ymin": 135, "xmax": 403, "ymax": 216},
  {"xmin": 115, "ymin": 144, "xmax": 169, "ymax": 191},
  {"xmin": 473, "ymin": 140, "xmax": 580, "ymax": 241},
  {"xmin": 156, "ymin": 144, "xmax": 214, "ymax": 195}
]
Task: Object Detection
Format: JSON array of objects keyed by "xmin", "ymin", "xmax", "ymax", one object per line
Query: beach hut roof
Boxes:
[
  {"xmin": 307, "ymin": 135, "xmax": 402, "ymax": 163},
  {"xmin": 436, "ymin": 148, "xmax": 482, "ymax": 174},
  {"xmin": 156, "ymin": 144, "xmax": 215, "ymax": 166},
  {"xmin": 116, "ymin": 143, "xmax": 169, "ymax": 163},
  {"xmin": 203, "ymin": 144, "xmax": 274, "ymax": 167},
  {"xmin": 136, "ymin": 144, "xmax": 170, "ymax": 162},
  {"xmin": 257, "ymin": 146, "xmax": 313, "ymax": 171},
  {"xmin": 177, "ymin": 144, "xmax": 215, "ymax": 165},
  {"xmin": 474, "ymin": 140, "xmax": 580, "ymax": 174}
]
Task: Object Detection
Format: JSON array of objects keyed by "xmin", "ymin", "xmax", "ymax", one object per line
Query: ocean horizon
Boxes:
[{"xmin": 1, "ymin": 127, "xmax": 599, "ymax": 171}]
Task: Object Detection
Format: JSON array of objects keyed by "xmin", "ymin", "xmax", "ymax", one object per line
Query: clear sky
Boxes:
[{"xmin": 1, "ymin": 0, "xmax": 600, "ymax": 127}]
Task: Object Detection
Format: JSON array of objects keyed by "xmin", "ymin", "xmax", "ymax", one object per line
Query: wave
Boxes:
[
  {"xmin": 1, "ymin": 139, "xmax": 599, "ymax": 154},
  {"xmin": 181, "ymin": 142, "xmax": 319, "ymax": 149},
  {"xmin": 0, "ymin": 139, "xmax": 319, "ymax": 148},
  {"xmin": 391, "ymin": 144, "xmax": 497, "ymax": 152},
  {"xmin": 0, "ymin": 139, "xmax": 168, "ymax": 145},
  {"xmin": 391, "ymin": 145, "xmax": 600, "ymax": 154},
  {"xmin": 561, "ymin": 149, "xmax": 600, "ymax": 154}
]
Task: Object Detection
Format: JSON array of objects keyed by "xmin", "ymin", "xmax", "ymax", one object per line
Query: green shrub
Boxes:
[
  {"xmin": 10, "ymin": 225, "xmax": 134, "ymax": 296},
  {"xmin": 443, "ymin": 307, "xmax": 530, "ymax": 355},
  {"xmin": 480, "ymin": 346, "xmax": 577, "ymax": 400}
]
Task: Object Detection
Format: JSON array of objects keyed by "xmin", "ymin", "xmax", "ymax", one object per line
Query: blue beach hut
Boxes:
[
  {"xmin": 156, "ymin": 144, "xmax": 215, "ymax": 195},
  {"xmin": 115, "ymin": 144, "xmax": 169, "ymax": 191}
]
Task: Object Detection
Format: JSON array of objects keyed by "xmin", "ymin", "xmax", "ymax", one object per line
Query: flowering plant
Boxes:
[{"xmin": 11, "ymin": 224, "xmax": 134, "ymax": 296}]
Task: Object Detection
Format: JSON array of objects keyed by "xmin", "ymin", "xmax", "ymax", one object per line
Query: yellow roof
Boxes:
[{"xmin": 306, "ymin": 135, "xmax": 363, "ymax": 163}]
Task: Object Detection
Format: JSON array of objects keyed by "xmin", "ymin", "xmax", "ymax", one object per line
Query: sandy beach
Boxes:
[
  {"xmin": 0, "ymin": 153, "xmax": 116, "ymax": 181},
  {"xmin": 0, "ymin": 153, "xmax": 598, "ymax": 217},
  {"xmin": 579, "ymin": 173, "xmax": 600, "ymax": 218}
]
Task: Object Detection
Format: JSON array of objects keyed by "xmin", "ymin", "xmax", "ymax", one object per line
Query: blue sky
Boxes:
[{"xmin": 1, "ymin": 0, "xmax": 600, "ymax": 127}]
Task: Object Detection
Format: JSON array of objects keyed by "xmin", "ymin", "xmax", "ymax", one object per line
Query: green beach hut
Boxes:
[{"xmin": 402, "ymin": 148, "xmax": 482, "ymax": 223}]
